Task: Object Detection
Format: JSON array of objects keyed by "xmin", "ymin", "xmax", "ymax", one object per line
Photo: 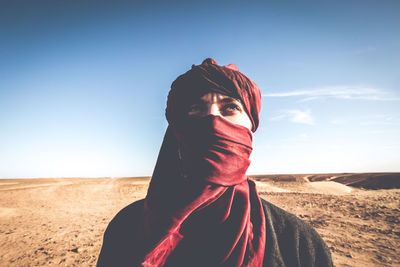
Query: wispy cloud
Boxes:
[
  {"xmin": 353, "ymin": 46, "xmax": 376, "ymax": 55},
  {"xmin": 359, "ymin": 114, "xmax": 400, "ymax": 126},
  {"xmin": 330, "ymin": 114, "xmax": 400, "ymax": 126},
  {"xmin": 271, "ymin": 109, "xmax": 314, "ymax": 125},
  {"xmin": 263, "ymin": 86, "xmax": 400, "ymax": 102},
  {"xmin": 330, "ymin": 119, "xmax": 345, "ymax": 125}
]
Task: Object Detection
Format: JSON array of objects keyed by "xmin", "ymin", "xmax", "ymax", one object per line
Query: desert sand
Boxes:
[{"xmin": 0, "ymin": 173, "xmax": 399, "ymax": 266}]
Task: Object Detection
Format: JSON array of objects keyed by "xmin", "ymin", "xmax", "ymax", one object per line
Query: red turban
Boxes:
[
  {"xmin": 166, "ymin": 58, "xmax": 262, "ymax": 132},
  {"xmin": 140, "ymin": 58, "xmax": 266, "ymax": 266}
]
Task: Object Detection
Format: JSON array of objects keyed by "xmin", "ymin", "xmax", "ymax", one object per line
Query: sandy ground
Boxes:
[{"xmin": 0, "ymin": 174, "xmax": 399, "ymax": 266}]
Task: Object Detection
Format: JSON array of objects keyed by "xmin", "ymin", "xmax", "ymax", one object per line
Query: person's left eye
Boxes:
[{"xmin": 222, "ymin": 103, "xmax": 241, "ymax": 112}]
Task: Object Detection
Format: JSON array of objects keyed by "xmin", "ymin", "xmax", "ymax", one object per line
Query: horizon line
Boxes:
[{"xmin": 1, "ymin": 171, "xmax": 400, "ymax": 179}]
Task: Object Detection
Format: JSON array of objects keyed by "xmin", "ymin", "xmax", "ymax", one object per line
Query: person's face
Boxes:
[{"xmin": 187, "ymin": 92, "xmax": 252, "ymax": 130}]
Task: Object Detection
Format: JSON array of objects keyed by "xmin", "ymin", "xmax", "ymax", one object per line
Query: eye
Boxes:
[
  {"xmin": 222, "ymin": 103, "xmax": 242, "ymax": 113},
  {"xmin": 187, "ymin": 104, "xmax": 204, "ymax": 116}
]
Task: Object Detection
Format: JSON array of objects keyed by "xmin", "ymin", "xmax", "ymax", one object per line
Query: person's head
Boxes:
[{"xmin": 166, "ymin": 58, "xmax": 261, "ymax": 132}]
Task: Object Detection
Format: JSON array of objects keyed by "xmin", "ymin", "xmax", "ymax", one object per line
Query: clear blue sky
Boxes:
[{"xmin": 1, "ymin": 0, "xmax": 399, "ymax": 178}]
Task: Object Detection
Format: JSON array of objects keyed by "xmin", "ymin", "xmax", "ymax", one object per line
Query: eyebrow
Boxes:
[
  {"xmin": 190, "ymin": 95, "xmax": 242, "ymax": 105},
  {"xmin": 220, "ymin": 96, "xmax": 241, "ymax": 104}
]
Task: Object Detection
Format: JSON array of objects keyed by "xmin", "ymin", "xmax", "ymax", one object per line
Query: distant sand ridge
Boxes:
[
  {"xmin": 0, "ymin": 173, "xmax": 399, "ymax": 266},
  {"xmin": 254, "ymin": 175, "xmax": 353, "ymax": 195}
]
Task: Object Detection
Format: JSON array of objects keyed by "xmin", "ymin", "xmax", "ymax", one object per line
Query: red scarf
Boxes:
[{"xmin": 141, "ymin": 59, "xmax": 265, "ymax": 266}]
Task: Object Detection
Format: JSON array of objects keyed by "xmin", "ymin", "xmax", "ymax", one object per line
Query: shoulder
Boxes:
[
  {"xmin": 101, "ymin": 198, "xmax": 147, "ymax": 247},
  {"xmin": 260, "ymin": 198, "xmax": 333, "ymax": 267},
  {"xmin": 106, "ymin": 199, "xmax": 145, "ymax": 232},
  {"xmin": 97, "ymin": 199, "xmax": 146, "ymax": 266},
  {"xmin": 260, "ymin": 198, "xmax": 315, "ymax": 236}
]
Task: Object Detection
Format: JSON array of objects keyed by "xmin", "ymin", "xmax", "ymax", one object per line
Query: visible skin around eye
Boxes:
[{"xmin": 187, "ymin": 92, "xmax": 253, "ymax": 131}]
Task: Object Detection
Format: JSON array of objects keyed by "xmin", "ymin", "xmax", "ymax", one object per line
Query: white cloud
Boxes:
[
  {"xmin": 353, "ymin": 46, "xmax": 376, "ymax": 55},
  {"xmin": 330, "ymin": 119, "xmax": 345, "ymax": 125},
  {"xmin": 359, "ymin": 114, "xmax": 400, "ymax": 126},
  {"xmin": 263, "ymin": 86, "xmax": 400, "ymax": 102},
  {"xmin": 271, "ymin": 109, "xmax": 314, "ymax": 125},
  {"xmin": 330, "ymin": 114, "xmax": 400, "ymax": 126}
]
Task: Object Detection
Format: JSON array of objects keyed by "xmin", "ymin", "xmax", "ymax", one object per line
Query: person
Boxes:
[{"xmin": 97, "ymin": 58, "xmax": 333, "ymax": 267}]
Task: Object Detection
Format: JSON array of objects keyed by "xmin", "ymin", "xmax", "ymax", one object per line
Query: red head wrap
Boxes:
[
  {"xmin": 140, "ymin": 58, "xmax": 265, "ymax": 267},
  {"xmin": 166, "ymin": 58, "xmax": 262, "ymax": 132}
]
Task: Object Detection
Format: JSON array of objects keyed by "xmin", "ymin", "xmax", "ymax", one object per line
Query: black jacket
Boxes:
[{"xmin": 97, "ymin": 198, "xmax": 333, "ymax": 267}]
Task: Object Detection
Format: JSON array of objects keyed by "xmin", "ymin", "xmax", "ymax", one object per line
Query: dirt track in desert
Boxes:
[{"xmin": 0, "ymin": 174, "xmax": 399, "ymax": 266}]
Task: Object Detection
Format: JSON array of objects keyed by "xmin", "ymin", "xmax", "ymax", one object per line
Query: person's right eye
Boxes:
[{"xmin": 187, "ymin": 104, "xmax": 203, "ymax": 115}]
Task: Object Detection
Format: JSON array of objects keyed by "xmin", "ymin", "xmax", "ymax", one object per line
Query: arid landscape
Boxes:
[{"xmin": 0, "ymin": 173, "xmax": 399, "ymax": 266}]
